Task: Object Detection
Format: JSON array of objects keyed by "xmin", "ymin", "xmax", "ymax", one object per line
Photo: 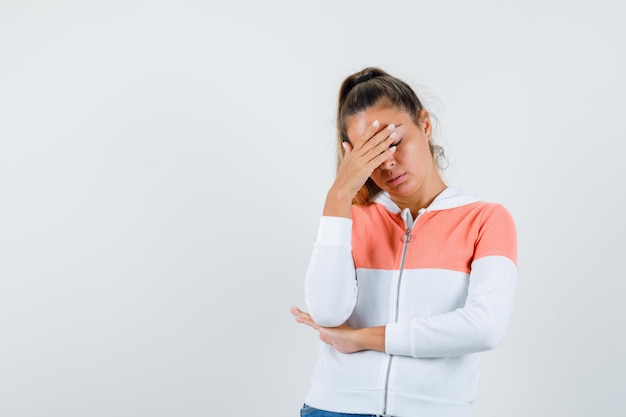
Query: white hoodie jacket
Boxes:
[{"xmin": 303, "ymin": 187, "xmax": 518, "ymax": 417}]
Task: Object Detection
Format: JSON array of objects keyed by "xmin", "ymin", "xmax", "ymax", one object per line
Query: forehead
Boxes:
[{"xmin": 345, "ymin": 105, "xmax": 413, "ymax": 142}]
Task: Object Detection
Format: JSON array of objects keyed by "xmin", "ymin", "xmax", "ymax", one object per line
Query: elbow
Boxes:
[
  {"xmin": 478, "ymin": 331, "xmax": 504, "ymax": 351},
  {"xmin": 305, "ymin": 298, "xmax": 355, "ymax": 328},
  {"xmin": 311, "ymin": 312, "xmax": 347, "ymax": 328},
  {"xmin": 304, "ymin": 283, "xmax": 357, "ymax": 328},
  {"xmin": 473, "ymin": 322, "xmax": 508, "ymax": 352},
  {"xmin": 465, "ymin": 300, "xmax": 514, "ymax": 352}
]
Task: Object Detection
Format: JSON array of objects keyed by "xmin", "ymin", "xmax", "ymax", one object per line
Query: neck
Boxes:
[{"xmin": 394, "ymin": 177, "xmax": 447, "ymax": 218}]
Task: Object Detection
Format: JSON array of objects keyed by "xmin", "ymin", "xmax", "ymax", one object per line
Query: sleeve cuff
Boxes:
[
  {"xmin": 385, "ymin": 322, "xmax": 412, "ymax": 356},
  {"xmin": 316, "ymin": 216, "xmax": 353, "ymax": 247}
]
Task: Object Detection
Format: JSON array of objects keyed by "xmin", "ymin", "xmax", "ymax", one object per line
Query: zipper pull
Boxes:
[
  {"xmin": 401, "ymin": 208, "xmax": 415, "ymax": 243},
  {"xmin": 401, "ymin": 228, "xmax": 414, "ymax": 243}
]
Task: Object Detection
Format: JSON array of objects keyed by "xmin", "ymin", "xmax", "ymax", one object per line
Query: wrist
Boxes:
[
  {"xmin": 323, "ymin": 187, "xmax": 353, "ymax": 218},
  {"xmin": 357, "ymin": 326, "xmax": 386, "ymax": 353}
]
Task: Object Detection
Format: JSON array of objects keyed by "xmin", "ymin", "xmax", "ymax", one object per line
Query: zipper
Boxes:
[{"xmin": 381, "ymin": 208, "xmax": 420, "ymax": 415}]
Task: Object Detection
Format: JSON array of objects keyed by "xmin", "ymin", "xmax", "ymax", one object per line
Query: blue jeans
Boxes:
[{"xmin": 300, "ymin": 404, "xmax": 378, "ymax": 417}]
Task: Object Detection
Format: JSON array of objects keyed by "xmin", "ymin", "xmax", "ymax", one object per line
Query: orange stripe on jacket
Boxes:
[{"xmin": 351, "ymin": 202, "xmax": 517, "ymax": 273}]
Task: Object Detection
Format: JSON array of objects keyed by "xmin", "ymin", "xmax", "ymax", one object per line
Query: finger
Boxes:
[
  {"xmin": 293, "ymin": 310, "xmax": 312, "ymax": 321},
  {"xmin": 294, "ymin": 311, "xmax": 312, "ymax": 322},
  {"xmin": 290, "ymin": 306, "xmax": 307, "ymax": 320},
  {"xmin": 294, "ymin": 313, "xmax": 320, "ymax": 330},
  {"xmin": 296, "ymin": 316, "xmax": 321, "ymax": 330},
  {"xmin": 355, "ymin": 123, "xmax": 396, "ymax": 156},
  {"xmin": 289, "ymin": 305, "xmax": 303, "ymax": 316},
  {"xmin": 290, "ymin": 305, "xmax": 313, "ymax": 318},
  {"xmin": 366, "ymin": 145, "xmax": 397, "ymax": 169},
  {"xmin": 342, "ymin": 141, "xmax": 353, "ymax": 155},
  {"xmin": 357, "ymin": 119, "xmax": 382, "ymax": 147},
  {"xmin": 364, "ymin": 130, "xmax": 397, "ymax": 164},
  {"xmin": 290, "ymin": 306, "xmax": 320, "ymax": 328}
]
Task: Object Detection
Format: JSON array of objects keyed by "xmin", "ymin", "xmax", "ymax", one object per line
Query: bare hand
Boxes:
[
  {"xmin": 290, "ymin": 306, "xmax": 366, "ymax": 354},
  {"xmin": 333, "ymin": 120, "xmax": 397, "ymax": 200}
]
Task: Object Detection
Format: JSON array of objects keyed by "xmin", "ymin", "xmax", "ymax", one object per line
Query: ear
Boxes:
[{"xmin": 417, "ymin": 109, "xmax": 432, "ymax": 139}]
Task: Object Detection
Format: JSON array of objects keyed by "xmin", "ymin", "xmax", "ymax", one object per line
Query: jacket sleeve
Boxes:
[
  {"xmin": 304, "ymin": 216, "xmax": 358, "ymax": 327},
  {"xmin": 385, "ymin": 204, "xmax": 518, "ymax": 358}
]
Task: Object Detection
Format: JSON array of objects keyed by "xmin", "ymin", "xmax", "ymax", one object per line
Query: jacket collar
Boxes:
[{"xmin": 373, "ymin": 187, "xmax": 482, "ymax": 214}]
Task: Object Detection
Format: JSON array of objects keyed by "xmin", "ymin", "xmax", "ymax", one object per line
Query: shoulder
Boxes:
[
  {"xmin": 475, "ymin": 202, "xmax": 516, "ymax": 229},
  {"xmin": 435, "ymin": 187, "xmax": 515, "ymax": 228},
  {"xmin": 471, "ymin": 202, "xmax": 517, "ymax": 265}
]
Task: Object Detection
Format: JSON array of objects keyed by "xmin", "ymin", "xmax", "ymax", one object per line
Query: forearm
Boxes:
[
  {"xmin": 304, "ymin": 216, "xmax": 357, "ymax": 327},
  {"xmin": 386, "ymin": 256, "xmax": 518, "ymax": 358},
  {"xmin": 316, "ymin": 325, "xmax": 386, "ymax": 354}
]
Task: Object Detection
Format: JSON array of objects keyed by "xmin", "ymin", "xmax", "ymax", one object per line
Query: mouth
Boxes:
[{"xmin": 386, "ymin": 173, "xmax": 405, "ymax": 185}]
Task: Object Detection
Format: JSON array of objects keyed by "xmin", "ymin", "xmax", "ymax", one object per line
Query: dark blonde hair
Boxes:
[{"xmin": 336, "ymin": 67, "xmax": 445, "ymax": 205}]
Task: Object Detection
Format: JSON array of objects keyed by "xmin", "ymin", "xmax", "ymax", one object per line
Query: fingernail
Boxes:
[
  {"xmin": 390, "ymin": 146, "xmax": 397, "ymax": 152},
  {"xmin": 373, "ymin": 120, "xmax": 380, "ymax": 128},
  {"xmin": 387, "ymin": 124, "xmax": 395, "ymax": 130},
  {"xmin": 389, "ymin": 132, "xmax": 397, "ymax": 139}
]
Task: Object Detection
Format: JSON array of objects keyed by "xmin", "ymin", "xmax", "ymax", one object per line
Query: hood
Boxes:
[{"xmin": 373, "ymin": 186, "xmax": 482, "ymax": 214}]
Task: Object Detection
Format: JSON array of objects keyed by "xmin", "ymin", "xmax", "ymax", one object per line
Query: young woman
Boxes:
[{"xmin": 291, "ymin": 67, "xmax": 518, "ymax": 417}]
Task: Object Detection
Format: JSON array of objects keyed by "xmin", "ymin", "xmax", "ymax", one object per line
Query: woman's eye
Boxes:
[{"xmin": 391, "ymin": 139, "xmax": 402, "ymax": 148}]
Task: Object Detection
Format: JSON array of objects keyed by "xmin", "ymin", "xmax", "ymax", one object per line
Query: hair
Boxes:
[{"xmin": 336, "ymin": 67, "xmax": 446, "ymax": 205}]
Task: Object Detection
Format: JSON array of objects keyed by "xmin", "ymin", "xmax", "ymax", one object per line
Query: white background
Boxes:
[{"xmin": 1, "ymin": 1, "xmax": 625, "ymax": 416}]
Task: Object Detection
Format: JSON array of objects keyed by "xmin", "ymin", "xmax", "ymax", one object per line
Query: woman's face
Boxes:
[{"xmin": 345, "ymin": 103, "xmax": 439, "ymax": 205}]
